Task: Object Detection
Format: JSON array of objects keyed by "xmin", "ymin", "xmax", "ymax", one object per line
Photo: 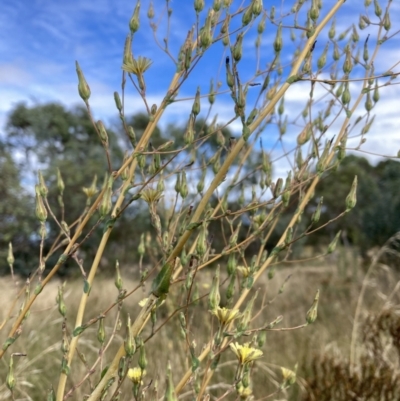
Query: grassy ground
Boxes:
[{"xmin": 0, "ymin": 246, "xmax": 399, "ymax": 400}]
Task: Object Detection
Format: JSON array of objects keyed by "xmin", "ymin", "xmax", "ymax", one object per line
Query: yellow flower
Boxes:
[
  {"xmin": 127, "ymin": 367, "xmax": 145, "ymax": 384},
  {"xmin": 140, "ymin": 188, "xmax": 163, "ymax": 205},
  {"xmin": 281, "ymin": 366, "xmax": 297, "ymax": 387},
  {"xmin": 237, "ymin": 385, "xmax": 252, "ymax": 400},
  {"xmin": 210, "ymin": 307, "xmax": 241, "ymax": 325},
  {"xmin": 122, "ymin": 56, "xmax": 152, "ymax": 76},
  {"xmin": 237, "ymin": 265, "xmax": 251, "ymax": 278},
  {"xmin": 230, "ymin": 342, "xmax": 263, "ymax": 365}
]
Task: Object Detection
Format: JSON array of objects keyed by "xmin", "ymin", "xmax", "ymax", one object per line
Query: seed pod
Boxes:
[
  {"xmin": 306, "ymin": 290, "xmax": 319, "ymax": 324},
  {"xmin": 129, "ymin": 1, "xmax": 140, "ymax": 34},
  {"xmin": 335, "ymin": 82, "xmax": 344, "ymax": 98},
  {"xmin": 327, "ymin": 230, "xmax": 341, "ymax": 254},
  {"xmin": 209, "ymin": 265, "xmax": 221, "ymax": 311},
  {"xmin": 281, "ymin": 172, "xmax": 291, "ymax": 207},
  {"xmin": 227, "ymin": 253, "xmax": 237, "ymax": 275},
  {"xmin": 232, "ymin": 32, "xmax": 244, "ymax": 62},
  {"xmin": 270, "ymin": 5, "xmax": 275, "ymax": 20},
  {"xmin": 138, "ymin": 233, "xmax": 145, "ymax": 256},
  {"xmin": 345, "ymin": 175, "xmax": 357, "ymax": 211},
  {"xmin": 273, "ymin": 23, "xmax": 283, "ymax": 53},
  {"xmin": 221, "ymin": 14, "xmax": 230, "ymax": 34},
  {"xmin": 359, "ymin": 15, "xmax": 367, "ymax": 30},
  {"xmin": 75, "ymin": 61, "xmax": 91, "ymax": 102}
]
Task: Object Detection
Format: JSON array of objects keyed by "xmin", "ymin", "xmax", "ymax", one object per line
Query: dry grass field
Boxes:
[{"xmin": 1, "ymin": 246, "xmax": 399, "ymax": 400}]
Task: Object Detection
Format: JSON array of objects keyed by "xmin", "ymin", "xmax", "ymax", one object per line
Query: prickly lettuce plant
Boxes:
[{"xmin": 1, "ymin": 0, "xmax": 399, "ymax": 400}]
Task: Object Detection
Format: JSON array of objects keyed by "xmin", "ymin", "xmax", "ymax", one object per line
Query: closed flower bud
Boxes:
[
  {"xmin": 97, "ymin": 317, "xmax": 105, "ymax": 345},
  {"xmin": 341, "ymin": 82, "xmax": 351, "ymax": 105},
  {"xmin": 373, "ymin": 81, "xmax": 380, "ymax": 103},
  {"xmin": 127, "ymin": 126, "xmax": 136, "ymax": 147},
  {"xmin": 208, "ymin": 79, "xmax": 215, "ymax": 105},
  {"xmin": 165, "ymin": 361, "xmax": 178, "ymax": 401},
  {"xmin": 97, "ymin": 120, "xmax": 109, "ymax": 146},
  {"xmin": 75, "ymin": 61, "xmax": 91, "ymax": 102},
  {"xmin": 273, "ymin": 177, "xmax": 283, "ymax": 198},
  {"xmin": 213, "ymin": 0, "xmax": 222, "ymax": 11},
  {"xmin": 374, "ymin": 0, "xmax": 382, "ymax": 17},
  {"xmin": 115, "ymin": 260, "xmax": 123, "ymax": 290},
  {"xmin": 383, "ymin": 12, "xmax": 391, "ymax": 31},
  {"xmin": 180, "ymin": 170, "xmax": 188, "ymax": 198},
  {"xmin": 257, "ymin": 15, "xmax": 266, "ymax": 34},
  {"xmin": 242, "ymin": 6, "xmax": 253, "ymax": 26},
  {"xmin": 124, "ymin": 315, "xmax": 136, "ymax": 357},
  {"xmin": 232, "ymin": 32, "xmax": 244, "ymax": 62},
  {"xmin": 99, "ymin": 175, "xmax": 113, "ymax": 218},
  {"xmin": 273, "ymin": 23, "xmax": 283, "ymax": 53},
  {"xmin": 123, "ymin": 35, "xmax": 134, "ymax": 65},
  {"xmin": 328, "ymin": 18, "xmax": 336, "ymax": 39},
  {"xmin": 346, "ymin": 175, "xmax": 357, "ymax": 211},
  {"xmin": 192, "ymin": 87, "xmax": 201, "ymax": 116},
  {"xmin": 333, "ymin": 43, "xmax": 340, "ymax": 61},
  {"xmin": 365, "ymin": 92, "xmax": 373, "ymax": 111},
  {"xmin": 317, "ymin": 43, "xmax": 328, "ymax": 69},
  {"xmin": 38, "ymin": 170, "xmax": 48, "ymax": 197},
  {"xmin": 237, "ymin": 291, "xmax": 257, "ymax": 332},
  {"xmin": 209, "ymin": 265, "xmax": 221, "ymax": 311},
  {"xmin": 327, "ymin": 230, "xmax": 341, "ymax": 254},
  {"xmin": 312, "ymin": 197, "xmax": 323, "ymax": 223},
  {"xmin": 56, "ymin": 168, "xmax": 65, "ymax": 194},
  {"xmin": 7, "ymin": 242, "xmax": 15, "ymax": 267},
  {"xmin": 306, "ymin": 289, "xmax": 319, "ymax": 324},
  {"xmin": 194, "ymin": 0, "xmax": 204, "ymax": 13},
  {"xmin": 138, "ymin": 340, "xmax": 147, "ymax": 370},
  {"xmin": 252, "ymin": 0, "xmax": 263, "ymax": 16},
  {"xmin": 197, "ymin": 224, "xmax": 207, "ymax": 257},
  {"xmin": 6, "ymin": 356, "xmax": 15, "ymax": 391},
  {"xmin": 35, "ymin": 186, "xmax": 47, "ymax": 223},
  {"xmin": 138, "ymin": 233, "xmax": 145, "ymax": 256},
  {"xmin": 114, "ymin": 91, "xmax": 122, "ymax": 112},
  {"xmin": 57, "ymin": 285, "xmax": 67, "ymax": 317},
  {"xmin": 147, "ymin": 1, "xmax": 154, "ymax": 18},
  {"xmin": 129, "ymin": 1, "xmax": 140, "ymax": 34},
  {"xmin": 310, "ymin": 3, "xmax": 319, "ymax": 21},
  {"xmin": 342, "ymin": 48, "xmax": 353, "ymax": 75}
]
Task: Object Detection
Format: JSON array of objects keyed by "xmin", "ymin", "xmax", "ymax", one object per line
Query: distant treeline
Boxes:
[{"xmin": 1, "ymin": 102, "xmax": 399, "ymax": 276}]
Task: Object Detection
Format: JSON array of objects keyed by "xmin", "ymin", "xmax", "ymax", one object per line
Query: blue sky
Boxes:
[{"xmin": 1, "ymin": 0, "xmax": 399, "ymax": 172}]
